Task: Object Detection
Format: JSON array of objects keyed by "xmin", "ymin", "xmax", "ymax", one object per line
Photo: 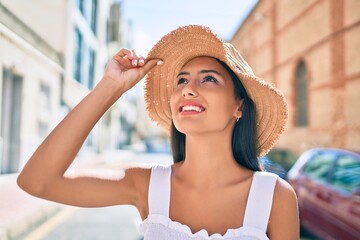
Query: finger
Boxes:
[
  {"xmin": 114, "ymin": 49, "xmax": 136, "ymax": 69},
  {"xmin": 115, "ymin": 48, "xmax": 133, "ymax": 59},
  {"xmin": 131, "ymin": 50, "xmax": 143, "ymax": 66},
  {"xmin": 113, "ymin": 56, "xmax": 133, "ymax": 69},
  {"xmin": 139, "ymin": 59, "xmax": 163, "ymax": 76},
  {"xmin": 131, "ymin": 49, "xmax": 138, "ymax": 57},
  {"xmin": 138, "ymin": 55, "xmax": 145, "ymax": 66}
]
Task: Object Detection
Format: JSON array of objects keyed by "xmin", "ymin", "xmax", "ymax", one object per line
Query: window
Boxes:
[
  {"xmin": 88, "ymin": 48, "xmax": 95, "ymax": 89},
  {"xmin": 85, "ymin": 131, "xmax": 93, "ymax": 147},
  {"xmin": 90, "ymin": 0, "xmax": 97, "ymax": 33},
  {"xmin": 303, "ymin": 152, "xmax": 337, "ymax": 181},
  {"xmin": 331, "ymin": 155, "xmax": 360, "ymax": 193},
  {"xmin": 76, "ymin": 0, "xmax": 97, "ymax": 34},
  {"xmin": 73, "ymin": 28, "xmax": 83, "ymax": 83},
  {"xmin": 38, "ymin": 83, "xmax": 51, "ymax": 137},
  {"xmin": 108, "ymin": 3, "xmax": 121, "ymax": 42},
  {"xmin": 295, "ymin": 61, "xmax": 308, "ymax": 127},
  {"xmin": 1, "ymin": 68, "xmax": 23, "ymax": 173},
  {"xmin": 76, "ymin": 0, "xmax": 84, "ymax": 14}
]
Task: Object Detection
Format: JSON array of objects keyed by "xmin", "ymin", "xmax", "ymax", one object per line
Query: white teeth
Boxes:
[{"xmin": 181, "ymin": 105, "xmax": 204, "ymax": 112}]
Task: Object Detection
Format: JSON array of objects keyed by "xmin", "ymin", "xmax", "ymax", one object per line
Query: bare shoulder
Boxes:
[
  {"xmin": 123, "ymin": 163, "xmax": 152, "ymax": 193},
  {"xmin": 268, "ymin": 177, "xmax": 300, "ymax": 239},
  {"xmin": 273, "ymin": 177, "xmax": 297, "ymax": 203},
  {"xmin": 124, "ymin": 163, "xmax": 152, "ymax": 177}
]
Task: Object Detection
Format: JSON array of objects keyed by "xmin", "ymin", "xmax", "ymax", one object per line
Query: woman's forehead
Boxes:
[
  {"xmin": 180, "ymin": 57, "xmax": 225, "ymax": 72},
  {"xmin": 179, "ymin": 56, "xmax": 230, "ymax": 79}
]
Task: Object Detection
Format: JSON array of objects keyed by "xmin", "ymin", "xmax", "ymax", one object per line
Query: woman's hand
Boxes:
[{"xmin": 102, "ymin": 48, "xmax": 162, "ymax": 94}]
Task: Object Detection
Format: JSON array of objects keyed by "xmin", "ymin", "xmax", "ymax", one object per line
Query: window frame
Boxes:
[{"xmin": 295, "ymin": 60, "xmax": 309, "ymax": 127}]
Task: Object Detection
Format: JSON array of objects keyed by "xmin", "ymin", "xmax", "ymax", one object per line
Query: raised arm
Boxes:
[{"xmin": 17, "ymin": 49, "xmax": 161, "ymax": 208}]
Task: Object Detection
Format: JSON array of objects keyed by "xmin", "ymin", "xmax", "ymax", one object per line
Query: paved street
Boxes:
[
  {"xmin": 16, "ymin": 151, "xmax": 172, "ymax": 240},
  {"xmin": 25, "ymin": 205, "xmax": 143, "ymax": 240}
]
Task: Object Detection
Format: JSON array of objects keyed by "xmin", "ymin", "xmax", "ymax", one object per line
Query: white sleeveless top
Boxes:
[{"xmin": 139, "ymin": 165, "xmax": 278, "ymax": 240}]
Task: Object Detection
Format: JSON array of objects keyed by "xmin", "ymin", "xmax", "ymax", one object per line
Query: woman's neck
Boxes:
[{"xmin": 174, "ymin": 131, "xmax": 247, "ymax": 189}]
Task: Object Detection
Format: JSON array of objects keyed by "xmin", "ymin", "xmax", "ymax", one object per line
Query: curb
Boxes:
[
  {"xmin": 0, "ymin": 173, "xmax": 63, "ymax": 240},
  {"xmin": 12, "ymin": 203, "xmax": 62, "ymax": 240},
  {"xmin": 5, "ymin": 203, "xmax": 62, "ymax": 240},
  {"xmin": 0, "ymin": 228, "xmax": 7, "ymax": 240}
]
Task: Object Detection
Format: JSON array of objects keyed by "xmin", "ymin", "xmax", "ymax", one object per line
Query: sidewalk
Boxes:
[
  {"xmin": 0, "ymin": 174, "xmax": 61, "ymax": 240},
  {"xmin": 0, "ymin": 153, "xmax": 110, "ymax": 240}
]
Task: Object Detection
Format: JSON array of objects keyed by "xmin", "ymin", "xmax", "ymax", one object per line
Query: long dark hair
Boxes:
[{"xmin": 170, "ymin": 59, "xmax": 261, "ymax": 171}]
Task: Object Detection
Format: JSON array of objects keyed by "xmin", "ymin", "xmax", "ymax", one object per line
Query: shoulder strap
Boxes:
[
  {"xmin": 243, "ymin": 171, "xmax": 278, "ymax": 232},
  {"xmin": 148, "ymin": 165, "xmax": 172, "ymax": 217}
]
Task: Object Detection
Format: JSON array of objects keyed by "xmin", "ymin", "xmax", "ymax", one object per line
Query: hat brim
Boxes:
[{"xmin": 145, "ymin": 25, "xmax": 288, "ymax": 157}]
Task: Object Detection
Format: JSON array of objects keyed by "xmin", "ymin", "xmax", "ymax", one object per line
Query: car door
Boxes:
[
  {"xmin": 327, "ymin": 154, "xmax": 360, "ymax": 239},
  {"xmin": 298, "ymin": 151, "xmax": 338, "ymax": 238}
]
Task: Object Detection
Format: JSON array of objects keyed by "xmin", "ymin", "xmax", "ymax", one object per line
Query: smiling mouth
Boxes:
[{"xmin": 180, "ymin": 105, "xmax": 205, "ymax": 113}]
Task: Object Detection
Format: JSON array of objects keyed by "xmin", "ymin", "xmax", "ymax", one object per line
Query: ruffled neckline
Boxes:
[{"xmin": 140, "ymin": 214, "xmax": 268, "ymax": 239}]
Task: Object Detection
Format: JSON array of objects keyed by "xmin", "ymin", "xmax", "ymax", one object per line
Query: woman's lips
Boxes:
[{"xmin": 179, "ymin": 103, "xmax": 206, "ymax": 115}]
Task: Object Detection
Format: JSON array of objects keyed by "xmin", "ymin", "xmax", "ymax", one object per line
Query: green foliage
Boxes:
[{"xmin": 266, "ymin": 148, "xmax": 298, "ymax": 171}]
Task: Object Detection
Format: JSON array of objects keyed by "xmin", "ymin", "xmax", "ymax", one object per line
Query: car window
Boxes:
[
  {"xmin": 331, "ymin": 155, "xmax": 360, "ymax": 193},
  {"xmin": 303, "ymin": 152, "xmax": 336, "ymax": 181}
]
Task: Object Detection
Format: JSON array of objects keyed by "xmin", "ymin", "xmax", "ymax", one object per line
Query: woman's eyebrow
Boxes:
[
  {"xmin": 177, "ymin": 69, "xmax": 223, "ymax": 78},
  {"xmin": 176, "ymin": 71, "xmax": 189, "ymax": 78},
  {"xmin": 199, "ymin": 69, "xmax": 223, "ymax": 76}
]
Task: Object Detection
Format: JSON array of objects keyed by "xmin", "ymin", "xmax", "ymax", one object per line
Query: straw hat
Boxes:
[{"xmin": 145, "ymin": 25, "xmax": 288, "ymax": 157}]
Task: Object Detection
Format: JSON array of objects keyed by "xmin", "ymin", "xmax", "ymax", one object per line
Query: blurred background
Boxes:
[{"xmin": 0, "ymin": 0, "xmax": 359, "ymax": 239}]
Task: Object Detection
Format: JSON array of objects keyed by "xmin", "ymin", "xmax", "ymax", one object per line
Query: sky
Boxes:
[{"xmin": 120, "ymin": 0, "xmax": 259, "ymax": 55}]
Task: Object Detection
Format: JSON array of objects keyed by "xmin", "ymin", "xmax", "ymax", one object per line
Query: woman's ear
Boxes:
[{"xmin": 234, "ymin": 99, "xmax": 244, "ymax": 120}]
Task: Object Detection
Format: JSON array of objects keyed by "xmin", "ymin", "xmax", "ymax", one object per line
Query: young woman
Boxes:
[{"xmin": 18, "ymin": 25, "xmax": 299, "ymax": 239}]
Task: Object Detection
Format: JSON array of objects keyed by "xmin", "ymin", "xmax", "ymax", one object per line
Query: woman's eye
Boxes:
[
  {"xmin": 202, "ymin": 75, "xmax": 218, "ymax": 83},
  {"xmin": 177, "ymin": 78, "xmax": 187, "ymax": 85}
]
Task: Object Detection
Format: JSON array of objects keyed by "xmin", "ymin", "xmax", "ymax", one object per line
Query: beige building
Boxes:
[
  {"xmin": 0, "ymin": 0, "xmax": 130, "ymax": 174},
  {"xmin": 231, "ymin": 0, "xmax": 360, "ymax": 155}
]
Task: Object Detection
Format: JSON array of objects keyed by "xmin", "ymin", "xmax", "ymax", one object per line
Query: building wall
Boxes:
[
  {"xmin": 231, "ymin": 0, "xmax": 360, "ymax": 155},
  {"xmin": 0, "ymin": 0, "xmax": 68, "ymax": 53},
  {"xmin": 0, "ymin": 0, "xmax": 130, "ymax": 173},
  {"xmin": 0, "ymin": 3, "xmax": 63, "ymax": 172}
]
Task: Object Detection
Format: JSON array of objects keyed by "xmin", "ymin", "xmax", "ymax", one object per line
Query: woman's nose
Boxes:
[{"xmin": 182, "ymin": 83, "xmax": 198, "ymax": 98}]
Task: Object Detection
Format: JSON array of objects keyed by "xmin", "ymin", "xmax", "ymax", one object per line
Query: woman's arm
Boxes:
[
  {"xmin": 267, "ymin": 178, "xmax": 300, "ymax": 240},
  {"xmin": 17, "ymin": 49, "xmax": 161, "ymax": 208}
]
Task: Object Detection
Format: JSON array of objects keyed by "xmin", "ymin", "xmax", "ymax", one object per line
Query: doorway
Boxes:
[{"xmin": 1, "ymin": 68, "xmax": 23, "ymax": 174}]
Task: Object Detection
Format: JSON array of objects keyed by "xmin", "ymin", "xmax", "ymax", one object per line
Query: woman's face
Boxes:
[{"xmin": 170, "ymin": 57, "xmax": 242, "ymax": 135}]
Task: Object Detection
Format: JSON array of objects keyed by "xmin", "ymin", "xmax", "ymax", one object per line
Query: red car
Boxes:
[{"xmin": 287, "ymin": 148, "xmax": 360, "ymax": 240}]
